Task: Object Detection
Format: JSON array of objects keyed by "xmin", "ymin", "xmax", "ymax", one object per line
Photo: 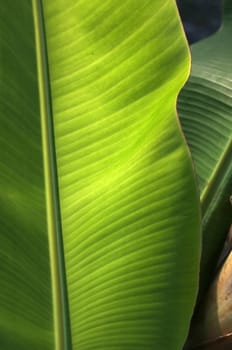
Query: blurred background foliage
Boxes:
[{"xmin": 176, "ymin": 0, "xmax": 222, "ymax": 44}]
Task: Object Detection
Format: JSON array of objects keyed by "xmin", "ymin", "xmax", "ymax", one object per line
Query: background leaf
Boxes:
[{"xmin": 178, "ymin": 0, "xmax": 232, "ymax": 295}]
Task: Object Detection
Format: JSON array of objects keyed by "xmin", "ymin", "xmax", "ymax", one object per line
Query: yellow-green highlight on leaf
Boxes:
[
  {"xmin": 178, "ymin": 0, "xmax": 232, "ymax": 294},
  {"xmin": 42, "ymin": 0, "xmax": 201, "ymax": 349}
]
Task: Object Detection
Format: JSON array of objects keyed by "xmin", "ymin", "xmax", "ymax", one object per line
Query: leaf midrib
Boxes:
[{"xmin": 32, "ymin": 1, "xmax": 72, "ymax": 349}]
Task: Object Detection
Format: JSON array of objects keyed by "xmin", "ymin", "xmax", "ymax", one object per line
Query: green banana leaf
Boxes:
[
  {"xmin": 0, "ymin": 1, "xmax": 201, "ymax": 349},
  {"xmin": 178, "ymin": 0, "xmax": 232, "ymax": 294}
]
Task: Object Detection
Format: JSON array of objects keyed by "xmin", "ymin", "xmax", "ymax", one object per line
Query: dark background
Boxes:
[{"xmin": 176, "ymin": 0, "xmax": 222, "ymax": 44}]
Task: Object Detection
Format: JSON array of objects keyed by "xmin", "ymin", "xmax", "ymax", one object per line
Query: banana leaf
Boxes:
[
  {"xmin": 0, "ymin": 1, "xmax": 201, "ymax": 349},
  {"xmin": 178, "ymin": 0, "xmax": 232, "ymax": 295}
]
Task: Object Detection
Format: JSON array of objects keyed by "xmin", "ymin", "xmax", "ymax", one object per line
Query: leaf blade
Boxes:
[{"xmin": 42, "ymin": 1, "xmax": 201, "ymax": 348}]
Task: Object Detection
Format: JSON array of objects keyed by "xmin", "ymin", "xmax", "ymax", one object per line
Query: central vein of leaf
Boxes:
[{"xmin": 32, "ymin": 1, "xmax": 72, "ymax": 349}]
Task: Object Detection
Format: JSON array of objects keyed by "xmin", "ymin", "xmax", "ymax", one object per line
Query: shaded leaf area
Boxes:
[
  {"xmin": 0, "ymin": 1, "xmax": 53, "ymax": 349},
  {"xmin": 190, "ymin": 333, "xmax": 232, "ymax": 350},
  {"xmin": 176, "ymin": 0, "xmax": 222, "ymax": 44},
  {"xmin": 183, "ymin": 226, "xmax": 232, "ymax": 349},
  {"xmin": 43, "ymin": 1, "xmax": 200, "ymax": 349},
  {"xmin": 178, "ymin": 0, "xmax": 232, "ymax": 296}
]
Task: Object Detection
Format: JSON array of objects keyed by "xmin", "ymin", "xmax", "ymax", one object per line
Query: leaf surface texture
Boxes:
[{"xmin": 0, "ymin": 1, "xmax": 201, "ymax": 349}]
